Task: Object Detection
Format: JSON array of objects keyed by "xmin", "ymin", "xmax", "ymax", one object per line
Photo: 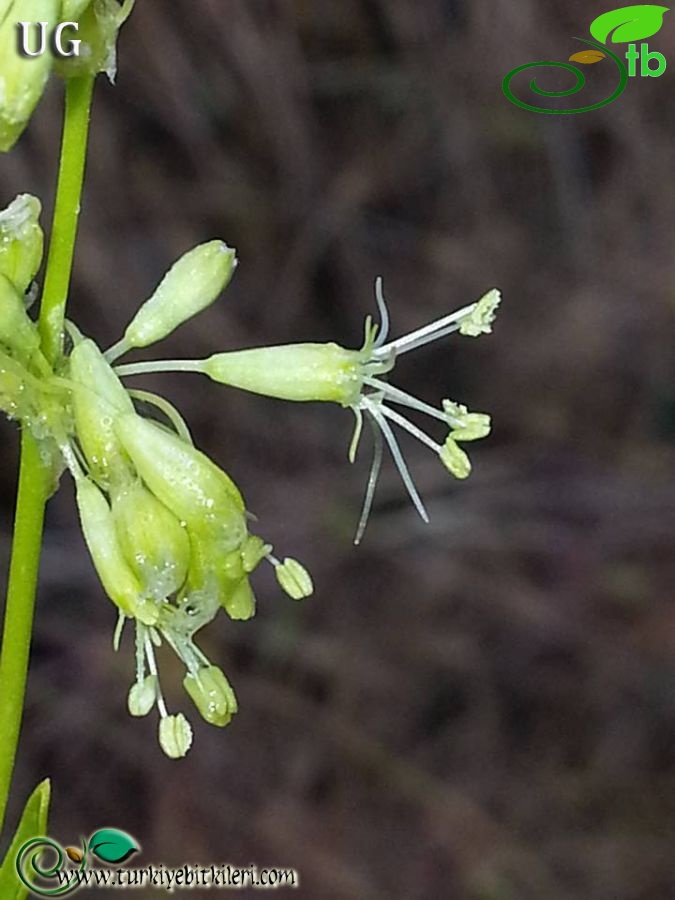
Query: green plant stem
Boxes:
[
  {"xmin": 0, "ymin": 75, "xmax": 95, "ymax": 838},
  {"xmin": 39, "ymin": 76, "xmax": 95, "ymax": 365},
  {"xmin": 0, "ymin": 435, "xmax": 49, "ymax": 836}
]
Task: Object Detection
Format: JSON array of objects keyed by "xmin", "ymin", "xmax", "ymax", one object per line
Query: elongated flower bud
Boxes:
[
  {"xmin": 69, "ymin": 338, "xmax": 135, "ymax": 486},
  {"xmin": 183, "ymin": 666, "xmax": 237, "ymax": 727},
  {"xmin": 75, "ymin": 477, "xmax": 158, "ymax": 625},
  {"xmin": 0, "ymin": 0, "xmax": 60, "ymax": 151},
  {"xmin": 122, "ymin": 241, "xmax": 237, "ymax": 350},
  {"xmin": 112, "ymin": 482, "xmax": 190, "ymax": 600},
  {"xmin": 114, "ymin": 413, "xmax": 247, "ymax": 549},
  {"xmin": 202, "ymin": 342, "xmax": 364, "ymax": 406},
  {"xmin": 0, "ymin": 273, "xmax": 40, "ymax": 360},
  {"xmin": 0, "ymin": 194, "xmax": 44, "ymax": 293}
]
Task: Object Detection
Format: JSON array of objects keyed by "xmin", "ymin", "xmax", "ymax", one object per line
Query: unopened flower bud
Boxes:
[
  {"xmin": 122, "ymin": 241, "xmax": 237, "ymax": 350},
  {"xmin": 183, "ymin": 666, "xmax": 237, "ymax": 727},
  {"xmin": 158, "ymin": 713, "xmax": 192, "ymax": 759},
  {"xmin": 75, "ymin": 477, "xmax": 158, "ymax": 624},
  {"xmin": 439, "ymin": 437, "xmax": 471, "ymax": 479},
  {"xmin": 0, "ymin": 194, "xmax": 44, "ymax": 293},
  {"xmin": 127, "ymin": 675, "xmax": 157, "ymax": 717},
  {"xmin": 0, "ymin": 0, "xmax": 60, "ymax": 150},
  {"xmin": 275, "ymin": 558, "xmax": 313, "ymax": 600},
  {"xmin": 69, "ymin": 338, "xmax": 134, "ymax": 485},
  {"xmin": 202, "ymin": 342, "xmax": 364, "ymax": 406},
  {"xmin": 112, "ymin": 482, "xmax": 190, "ymax": 600},
  {"xmin": 0, "ymin": 273, "xmax": 40, "ymax": 360},
  {"xmin": 114, "ymin": 413, "xmax": 247, "ymax": 549}
]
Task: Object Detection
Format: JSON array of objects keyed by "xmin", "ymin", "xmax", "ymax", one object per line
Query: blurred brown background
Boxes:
[{"xmin": 2, "ymin": 1, "xmax": 675, "ymax": 898}]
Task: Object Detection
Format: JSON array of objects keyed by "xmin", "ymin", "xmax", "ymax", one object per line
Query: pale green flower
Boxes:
[{"xmin": 114, "ymin": 282, "xmax": 501, "ymax": 542}]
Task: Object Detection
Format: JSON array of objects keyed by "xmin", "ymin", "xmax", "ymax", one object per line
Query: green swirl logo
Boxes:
[
  {"xmin": 16, "ymin": 837, "xmax": 85, "ymax": 897},
  {"xmin": 15, "ymin": 829, "xmax": 138, "ymax": 897},
  {"xmin": 503, "ymin": 5, "xmax": 669, "ymax": 114}
]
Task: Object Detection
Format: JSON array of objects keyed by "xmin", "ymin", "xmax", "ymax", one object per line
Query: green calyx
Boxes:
[{"xmin": 203, "ymin": 342, "xmax": 365, "ymax": 406}]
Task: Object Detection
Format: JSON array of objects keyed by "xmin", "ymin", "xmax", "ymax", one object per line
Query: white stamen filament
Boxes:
[
  {"xmin": 349, "ymin": 406, "xmax": 364, "ymax": 463},
  {"xmin": 373, "ymin": 277, "xmax": 390, "ymax": 349},
  {"xmin": 354, "ymin": 415, "xmax": 383, "ymax": 546},
  {"xmin": 128, "ymin": 389, "xmax": 193, "ymax": 445},
  {"xmin": 378, "ymin": 404, "xmax": 441, "ymax": 454},
  {"xmin": 144, "ymin": 633, "xmax": 168, "ymax": 718},
  {"xmin": 363, "ymin": 377, "xmax": 450, "ymax": 425},
  {"xmin": 372, "ymin": 301, "xmax": 477, "ymax": 359},
  {"xmin": 362, "ymin": 397, "xmax": 429, "ymax": 524},
  {"xmin": 113, "ymin": 612, "xmax": 126, "ymax": 652},
  {"xmin": 135, "ymin": 624, "xmax": 146, "ymax": 684}
]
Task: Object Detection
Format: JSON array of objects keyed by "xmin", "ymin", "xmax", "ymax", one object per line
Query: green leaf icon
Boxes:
[
  {"xmin": 88, "ymin": 829, "xmax": 139, "ymax": 865},
  {"xmin": 590, "ymin": 5, "xmax": 669, "ymax": 43}
]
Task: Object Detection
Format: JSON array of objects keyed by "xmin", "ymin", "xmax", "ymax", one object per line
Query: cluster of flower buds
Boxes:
[
  {"xmin": 0, "ymin": 193, "xmax": 313, "ymax": 757},
  {"xmin": 0, "ymin": 0, "xmax": 134, "ymax": 151},
  {"xmin": 0, "ymin": 186, "xmax": 500, "ymax": 757}
]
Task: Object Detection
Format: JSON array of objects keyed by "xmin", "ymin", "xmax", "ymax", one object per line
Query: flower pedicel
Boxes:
[{"xmin": 0, "ymin": 191, "xmax": 500, "ymax": 756}]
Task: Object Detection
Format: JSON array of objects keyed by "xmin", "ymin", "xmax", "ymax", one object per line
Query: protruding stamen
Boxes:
[
  {"xmin": 354, "ymin": 414, "xmax": 383, "ymax": 546},
  {"xmin": 372, "ymin": 303, "xmax": 476, "ymax": 359},
  {"xmin": 363, "ymin": 377, "xmax": 446, "ymax": 424},
  {"xmin": 362, "ymin": 397, "xmax": 429, "ymax": 524}
]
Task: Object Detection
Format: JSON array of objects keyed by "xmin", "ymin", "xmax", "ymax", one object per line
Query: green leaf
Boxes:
[
  {"xmin": 590, "ymin": 5, "xmax": 669, "ymax": 43},
  {"xmin": 88, "ymin": 828, "xmax": 138, "ymax": 865},
  {"xmin": 0, "ymin": 779, "xmax": 51, "ymax": 900}
]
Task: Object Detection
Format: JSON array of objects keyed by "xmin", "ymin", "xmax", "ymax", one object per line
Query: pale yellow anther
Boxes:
[
  {"xmin": 127, "ymin": 675, "xmax": 157, "ymax": 717},
  {"xmin": 275, "ymin": 558, "xmax": 314, "ymax": 600},
  {"xmin": 442, "ymin": 400, "xmax": 491, "ymax": 442},
  {"xmin": 158, "ymin": 713, "xmax": 193, "ymax": 759},
  {"xmin": 458, "ymin": 289, "xmax": 501, "ymax": 337},
  {"xmin": 439, "ymin": 437, "xmax": 472, "ymax": 480}
]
